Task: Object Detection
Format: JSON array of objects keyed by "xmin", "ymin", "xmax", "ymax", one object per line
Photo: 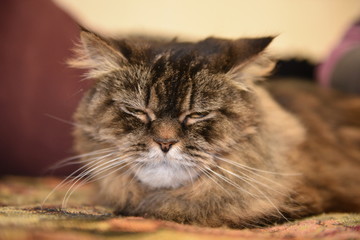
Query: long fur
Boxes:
[{"xmin": 67, "ymin": 30, "xmax": 360, "ymax": 228}]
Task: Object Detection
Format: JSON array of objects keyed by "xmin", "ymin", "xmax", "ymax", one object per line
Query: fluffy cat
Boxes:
[{"xmin": 69, "ymin": 29, "xmax": 360, "ymax": 228}]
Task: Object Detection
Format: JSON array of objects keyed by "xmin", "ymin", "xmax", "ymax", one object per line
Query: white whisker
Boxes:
[
  {"xmin": 61, "ymin": 158, "xmax": 134, "ymax": 208},
  {"xmin": 41, "ymin": 151, "xmax": 117, "ymax": 208},
  {"xmin": 215, "ymin": 155, "xmax": 300, "ymax": 190},
  {"xmin": 184, "ymin": 165, "xmax": 195, "ymax": 186},
  {"xmin": 44, "ymin": 113, "xmax": 85, "ymax": 128},
  {"xmin": 217, "ymin": 166, "xmax": 289, "ymax": 222},
  {"xmin": 49, "ymin": 147, "xmax": 117, "ymax": 170},
  {"xmin": 203, "ymin": 167, "xmax": 260, "ymax": 198},
  {"xmin": 217, "ymin": 166, "xmax": 288, "ymax": 197},
  {"xmin": 126, "ymin": 162, "xmax": 144, "ymax": 186},
  {"xmin": 61, "ymin": 155, "xmax": 132, "ymax": 207},
  {"xmin": 196, "ymin": 166, "xmax": 233, "ymax": 197},
  {"xmin": 215, "ymin": 156, "xmax": 301, "ymax": 176}
]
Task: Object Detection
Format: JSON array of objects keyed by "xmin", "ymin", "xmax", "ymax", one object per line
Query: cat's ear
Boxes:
[
  {"xmin": 227, "ymin": 37, "xmax": 275, "ymax": 88},
  {"xmin": 68, "ymin": 29, "xmax": 127, "ymax": 79}
]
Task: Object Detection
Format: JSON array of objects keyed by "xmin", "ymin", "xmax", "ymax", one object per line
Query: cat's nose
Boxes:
[{"xmin": 153, "ymin": 137, "xmax": 179, "ymax": 153}]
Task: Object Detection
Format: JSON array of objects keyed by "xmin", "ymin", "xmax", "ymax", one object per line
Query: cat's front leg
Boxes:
[{"xmin": 121, "ymin": 180, "xmax": 270, "ymax": 228}]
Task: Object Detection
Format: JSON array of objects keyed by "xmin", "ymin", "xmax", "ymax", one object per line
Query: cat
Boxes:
[{"xmin": 68, "ymin": 29, "xmax": 360, "ymax": 228}]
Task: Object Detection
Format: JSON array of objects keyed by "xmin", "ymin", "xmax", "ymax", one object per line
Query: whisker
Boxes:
[
  {"xmin": 61, "ymin": 153, "xmax": 138, "ymax": 207},
  {"xmin": 44, "ymin": 113, "xmax": 85, "ymax": 128},
  {"xmin": 215, "ymin": 156, "xmax": 301, "ymax": 176},
  {"xmin": 126, "ymin": 161, "xmax": 145, "ymax": 186},
  {"xmin": 41, "ymin": 151, "xmax": 117, "ymax": 208},
  {"xmin": 196, "ymin": 166, "xmax": 233, "ymax": 197},
  {"xmin": 49, "ymin": 147, "xmax": 117, "ymax": 170},
  {"xmin": 62, "ymin": 158, "xmax": 135, "ymax": 208},
  {"xmin": 82, "ymin": 155, "xmax": 137, "ymax": 186},
  {"xmin": 61, "ymin": 155, "xmax": 132, "ymax": 206},
  {"xmin": 218, "ymin": 166, "xmax": 288, "ymax": 197},
  {"xmin": 183, "ymin": 165, "xmax": 195, "ymax": 186},
  {"xmin": 203, "ymin": 167, "xmax": 260, "ymax": 198},
  {"xmin": 236, "ymin": 165, "xmax": 289, "ymax": 190},
  {"xmin": 217, "ymin": 166, "xmax": 289, "ymax": 222},
  {"xmin": 215, "ymin": 155, "xmax": 299, "ymax": 190},
  {"xmin": 75, "ymin": 158, "xmax": 135, "ymax": 189}
]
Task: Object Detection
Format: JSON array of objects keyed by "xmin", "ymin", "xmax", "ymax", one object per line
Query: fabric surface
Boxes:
[{"xmin": 0, "ymin": 176, "xmax": 359, "ymax": 240}]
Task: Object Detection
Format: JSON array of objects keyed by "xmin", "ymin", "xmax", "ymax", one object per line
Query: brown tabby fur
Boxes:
[{"xmin": 70, "ymin": 29, "xmax": 360, "ymax": 228}]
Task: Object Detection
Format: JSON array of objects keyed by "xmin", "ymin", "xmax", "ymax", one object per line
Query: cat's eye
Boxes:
[
  {"xmin": 121, "ymin": 106, "xmax": 151, "ymax": 123},
  {"xmin": 187, "ymin": 112, "xmax": 209, "ymax": 119},
  {"xmin": 125, "ymin": 107, "xmax": 146, "ymax": 115},
  {"xmin": 182, "ymin": 111, "xmax": 213, "ymax": 125}
]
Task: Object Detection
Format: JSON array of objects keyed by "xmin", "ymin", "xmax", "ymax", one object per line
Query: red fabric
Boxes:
[{"xmin": 0, "ymin": 0, "xmax": 87, "ymax": 176}]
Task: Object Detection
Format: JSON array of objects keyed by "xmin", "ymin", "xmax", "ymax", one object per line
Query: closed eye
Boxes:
[
  {"xmin": 187, "ymin": 111, "xmax": 209, "ymax": 119},
  {"xmin": 182, "ymin": 111, "xmax": 215, "ymax": 125},
  {"xmin": 121, "ymin": 106, "xmax": 151, "ymax": 123}
]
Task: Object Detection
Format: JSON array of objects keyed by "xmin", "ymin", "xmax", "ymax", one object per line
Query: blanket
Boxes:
[{"xmin": 0, "ymin": 176, "xmax": 359, "ymax": 240}]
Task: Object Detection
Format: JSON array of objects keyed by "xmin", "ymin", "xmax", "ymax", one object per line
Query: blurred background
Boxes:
[
  {"xmin": 1, "ymin": 0, "xmax": 359, "ymax": 176},
  {"xmin": 54, "ymin": 0, "xmax": 360, "ymax": 62}
]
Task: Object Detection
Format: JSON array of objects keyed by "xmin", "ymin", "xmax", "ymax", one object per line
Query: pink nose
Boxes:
[{"xmin": 153, "ymin": 138, "xmax": 179, "ymax": 153}]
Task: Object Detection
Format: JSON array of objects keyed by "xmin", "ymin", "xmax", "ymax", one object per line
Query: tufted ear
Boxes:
[
  {"xmin": 68, "ymin": 29, "xmax": 128, "ymax": 79},
  {"xmin": 227, "ymin": 37, "xmax": 275, "ymax": 89},
  {"xmin": 230, "ymin": 37, "xmax": 273, "ymax": 65}
]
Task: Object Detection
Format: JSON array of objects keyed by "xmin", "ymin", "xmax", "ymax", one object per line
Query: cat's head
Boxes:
[{"xmin": 70, "ymin": 30, "xmax": 274, "ymax": 189}]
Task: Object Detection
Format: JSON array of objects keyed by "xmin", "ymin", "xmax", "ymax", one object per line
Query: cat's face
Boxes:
[{"xmin": 72, "ymin": 31, "xmax": 273, "ymax": 189}]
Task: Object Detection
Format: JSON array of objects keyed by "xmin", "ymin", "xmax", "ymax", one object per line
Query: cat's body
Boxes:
[{"xmin": 71, "ymin": 30, "xmax": 360, "ymax": 228}]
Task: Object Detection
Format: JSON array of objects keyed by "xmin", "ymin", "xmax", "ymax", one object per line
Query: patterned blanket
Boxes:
[{"xmin": 0, "ymin": 176, "xmax": 359, "ymax": 240}]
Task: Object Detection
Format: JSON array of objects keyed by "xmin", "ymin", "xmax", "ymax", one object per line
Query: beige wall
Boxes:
[{"xmin": 53, "ymin": 0, "xmax": 360, "ymax": 62}]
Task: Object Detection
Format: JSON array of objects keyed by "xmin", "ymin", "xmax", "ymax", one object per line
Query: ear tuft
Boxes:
[
  {"xmin": 68, "ymin": 30, "xmax": 127, "ymax": 79},
  {"xmin": 227, "ymin": 36, "xmax": 276, "ymax": 88},
  {"xmin": 242, "ymin": 37, "xmax": 274, "ymax": 55}
]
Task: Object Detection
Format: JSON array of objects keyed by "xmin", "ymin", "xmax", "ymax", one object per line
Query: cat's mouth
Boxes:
[{"xmin": 133, "ymin": 147, "xmax": 199, "ymax": 189}]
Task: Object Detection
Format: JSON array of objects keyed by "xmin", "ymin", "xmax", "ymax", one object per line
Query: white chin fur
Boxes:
[{"xmin": 135, "ymin": 147, "xmax": 198, "ymax": 189}]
